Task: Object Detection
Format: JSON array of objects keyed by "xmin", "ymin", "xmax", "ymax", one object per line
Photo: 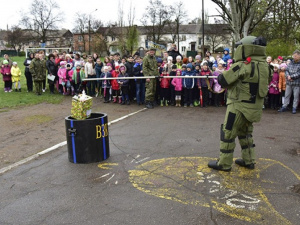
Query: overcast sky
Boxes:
[{"xmin": 1, "ymin": 0, "xmax": 219, "ymax": 30}]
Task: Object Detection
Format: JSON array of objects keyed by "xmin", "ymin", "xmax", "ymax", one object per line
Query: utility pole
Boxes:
[{"xmin": 202, "ymin": 0, "xmax": 205, "ymax": 58}]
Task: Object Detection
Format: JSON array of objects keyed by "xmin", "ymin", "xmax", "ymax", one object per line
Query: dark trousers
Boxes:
[
  {"xmin": 184, "ymin": 88, "xmax": 193, "ymax": 105},
  {"xmin": 87, "ymin": 75, "xmax": 96, "ymax": 96},
  {"xmin": 102, "ymin": 87, "xmax": 110, "ymax": 102},
  {"xmin": 193, "ymin": 85, "xmax": 200, "ymax": 102},
  {"xmin": 129, "ymin": 79, "xmax": 136, "ymax": 101},
  {"xmin": 201, "ymin": 87, "xmax": 209, "ymax": 107},
  {"xmin": 112, "ymin": 89, "xmax": 120, "ymax": 96},
  {"xmin": 4, "ymin": 81, "xmax": 12, "ymax": 90},
  {"xmin": 170, "ymin": 84, "xmax": 175, "ymax": 104},
  {"xmin": 25, "ymin": 71, "xmax": 33, "ymax": 91},
  {"xmin": 269, "ymin": 94, "xmax": 280, "ymax": 109},
  {"xmin": 160, "ymin": 88, "xmax": 170, "ymax": 101}
]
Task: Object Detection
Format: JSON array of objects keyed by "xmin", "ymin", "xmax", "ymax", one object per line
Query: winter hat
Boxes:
[
  {"xmin": 115, "ymin": 65, "xmax": 120, "ymax": 70},
  {"xmin": 157, "ymin": 58, "xmax": 163, "ymax": 63},
  {"xmin": 195, "ymin": 55, "xmax": 201, "ymax": 60},
  {"xmin": 106, "ymin": 63, "xmax": 112, "ymax": 67},
  {"xmin": 120, "ymin": 66, "xmax": 126, "ymax": 71},
  {"xmin": 181, "ymin": 64, "xmax": 187, "ymax": 69},
  {"xmin": 60, "ymin": 61, "xmax": 66, "ymax": 66},
  {"xmin": 195, "ymin": 63, "xmax": 201, "ymax": 68},
  {"xmin": 172, "ymin": 64, "xmax": 177, "ymax": 70},
  {"xmin": 182, "ymin": 57, "xmax": 188, "ymax": 64},
  {"xmin": 277, "ymin": 56, "xmax": 283, "ymax": 60},
  {"xmin": 202, "ymin": 62, "xmax": 208, "ymax": 66},
  {"xmin": 176, "ymin": 55, "xmax": 182, "ymax": 60},
  {"xmin": 167, "ymin": 56, "xmax": 173, "ymax": 62},
  {"xmin": 186, "ymin": 63, "xmax": 193, "ymax": 69},
  {"xmin": 3, "ymin": 60, "xmax": 8, "ymax": 65},
  {"xmin": 280, "ymin": 63, "xmax": 287, "ymax": 70},
  {"xmin": 13, "ymin": 61, "xmax": 17, "ymax": 65}
]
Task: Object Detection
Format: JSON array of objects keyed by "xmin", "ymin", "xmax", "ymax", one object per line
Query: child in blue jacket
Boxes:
[{"xmin": 182, "ymin": 63, "xmax": 195, "ymax": 107}]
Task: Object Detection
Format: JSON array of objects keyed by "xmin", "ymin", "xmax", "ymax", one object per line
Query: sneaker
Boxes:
[
  {"xmin": 292, "ymin": 108, "xmax": 296, "ymax": 114},
  {"xmin": 8, "ymin": 89, "xmax": 12, "ymax": 92},
  {"xmin": 189, "ymin": 104, "xmax": 194, "ymax": 107},
  {"xmin": 4, "ymin": 90, "xmax": 8, "ymax": 93},
  {"xmin": 42, "ymin": 89, "xmax": 45, "ymax": 93},
  {"xmin": 184, "ymin": 104, "xmax": 187, "ymax": 107},
  {"xmin": 235, "ymin": 159, "xmax": 255, "ymax": 169},
  {"xmin": 278, "ymin": 107, "xmax": 287, "ymax": 112}
]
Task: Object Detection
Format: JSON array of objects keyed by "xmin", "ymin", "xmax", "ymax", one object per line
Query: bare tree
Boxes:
[
  {"xmin": 128, "ymin": 0, "xmax": 136, "ymax": 26},
  {"xmin": 189, "ymin": 11, "xmax": 210, "ymax": 24},
  {"xmin": 20, "ymin": 0, "xmax": 63, "ymax": 44},
  {"xmin": 5, "ymin": 26, "xmax": 30, "ymax": 52},
  {"xmin": 73, "ymin": 13, "xmax": 89, "ymax": 53},
  {"xmin": 171, "ymin": 1, "xmax": 188, "ymax": 50},
  {"xmin": 141, "ymin": 0, "xmax": 174, "ymax": 44},
  {"xmin": 211, "ymin": 0, "xmax": 277, "ymax": 41}
]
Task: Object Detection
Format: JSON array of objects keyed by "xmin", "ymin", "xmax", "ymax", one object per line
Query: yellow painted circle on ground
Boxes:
[{"xmin": 129, "ymin": 157, "xmax": 299, "ymax": 225}]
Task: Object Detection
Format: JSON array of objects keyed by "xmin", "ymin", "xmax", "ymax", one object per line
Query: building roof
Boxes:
[{"xmin": 88, "ymin": 23, "xmax": 231, "ymax": 36}]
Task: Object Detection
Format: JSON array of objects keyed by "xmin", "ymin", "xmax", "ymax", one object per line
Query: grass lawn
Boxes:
[{"xmin": 0, "ymin": 56, "xmax": 64, "ymax": 110}]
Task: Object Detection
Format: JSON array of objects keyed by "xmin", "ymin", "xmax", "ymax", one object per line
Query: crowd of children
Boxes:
[{"xmin": 1, "ymin": 49, "xmax": 298, "ymax": 110}]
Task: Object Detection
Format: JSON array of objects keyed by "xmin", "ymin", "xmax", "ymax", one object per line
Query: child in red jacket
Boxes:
[
  {"xmin": 159, "ymin": 68, "xmax": 171, "ymax": 106},
  {"xmin": 111, "ymin": 66, "xmax": 121, "ymax": 103}
]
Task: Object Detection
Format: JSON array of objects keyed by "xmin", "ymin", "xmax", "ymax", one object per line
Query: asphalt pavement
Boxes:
[{"xmin": 0, "ymin": 106, "xmax": 299, "ymax": 225}]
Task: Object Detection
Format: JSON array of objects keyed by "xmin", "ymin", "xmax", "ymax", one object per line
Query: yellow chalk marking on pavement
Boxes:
[
  {"xmin": 97, "ymin": 163, "xmax": 118, "ymax": 169},
  {"xmin": 128, "ymin": 157, "xmax": 299, "ymax": 225}
]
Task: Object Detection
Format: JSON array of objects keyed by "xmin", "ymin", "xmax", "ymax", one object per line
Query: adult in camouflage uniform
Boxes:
[
  {"xmin": 208, "ymin": 36, "xmax": 272, "ymax": 171},
  {"xmin": 143, "ymin": 48, "xmax": 159, "ymax": 109},
  {"xmin": 29, "ymin": 53, "xmax": 47, "ymax": 95}
]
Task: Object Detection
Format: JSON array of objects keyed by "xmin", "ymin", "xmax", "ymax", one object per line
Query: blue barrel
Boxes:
[{"xmin": 65, "ymin": 113, "xmax": 110, "ymax": 163}]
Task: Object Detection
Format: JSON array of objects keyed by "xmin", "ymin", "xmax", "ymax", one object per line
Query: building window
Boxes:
[
  {"xmin": 79, "ymin": 46, "xmax": 83, "ymax": 51},
  {"xmin": 111, "ymin": 36, "xmax": 116, "ymax": 41},
  {"xmin": 181, "ymin": 35, "xmax": 186, "ymax": 41},
  {"xmin": 182, "ymin": 46, "xmax": 186, "ymax": 52},
  {"xmin": 78, "ymin": 36, "xmax": 83, "ymax": 42},
  {"xmin": 198, "ymin": 38, "xmax": 201, "ymax": 45}
]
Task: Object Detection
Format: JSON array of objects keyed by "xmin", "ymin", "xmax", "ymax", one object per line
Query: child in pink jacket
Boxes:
[{"xmin": 171, "ymin": 69, "xmax": 183, "ymax": 106}]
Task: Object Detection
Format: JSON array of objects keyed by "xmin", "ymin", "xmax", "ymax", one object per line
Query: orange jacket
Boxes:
[{"xmin": 278, "ymin": 71, "xmax": 286, "ymax": 91}]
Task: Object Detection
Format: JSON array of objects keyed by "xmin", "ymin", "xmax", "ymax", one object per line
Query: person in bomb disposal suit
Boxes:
[
  {"xmin": 208, "ymin": 36, "xmax": 272, "ymax": 171},
  {"xmin": 143, "ymin": 48, "xmax": 160, "ymax": 109}
]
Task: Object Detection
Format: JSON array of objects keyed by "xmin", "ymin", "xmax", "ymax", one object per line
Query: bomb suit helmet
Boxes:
[{"xmin": 235, "ymin": 36, "xmax": 267, "ymax": 48}]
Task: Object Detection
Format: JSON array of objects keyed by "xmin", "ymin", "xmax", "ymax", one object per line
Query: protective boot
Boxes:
[
  {"xmin": 113, "ymin": 96, "xmax": 117, "ymax": 103},
  {"xmin": 208, "ymin": 160, "xmax": 231, "ymax": 172},
  {"xmin": 165, "ymin": 100, "xmax": 168, "ymax": 106},
  {"xmin": 118, "ymin": 96, "xmax": 122, "ymax": 104},
  {"xmin": 175, "ymin": 100, "xmax": 179, "ymax": 107},
  {"xmin": 235, "ymin": 159, "xmax": 255, "ymax": 169}
]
